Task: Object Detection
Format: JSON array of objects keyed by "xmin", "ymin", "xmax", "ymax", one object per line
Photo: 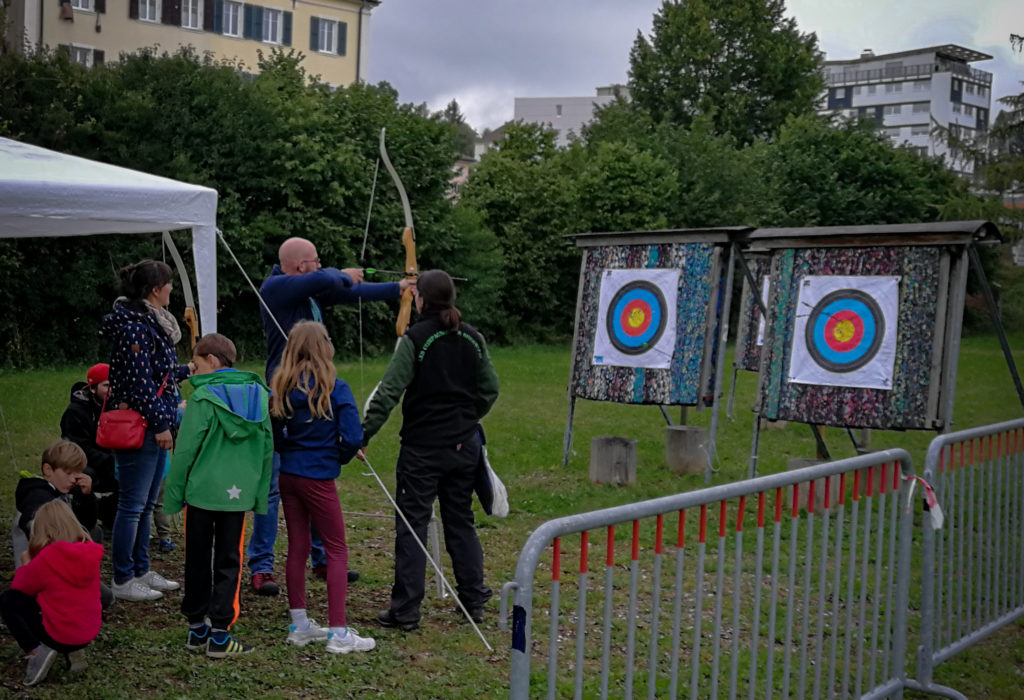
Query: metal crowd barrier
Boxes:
[
  {"xmin": 908, "ymin": 418, "xmax": 1024, "ymax": 700},
  {"xmin": 500, "ymin": 450, "xmax": 915, "ymax": 699}
]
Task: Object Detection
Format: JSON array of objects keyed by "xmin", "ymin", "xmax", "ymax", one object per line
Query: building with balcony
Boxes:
[
  {"xmin": 513, "ymin": 84, "xmax": 630, "ymax": 148},
  {"xmin": 820, "ymin": 45, "xmax": 994, "ymax": 174},
  {"xmin": 3, "ymin": 0, "xmax": 378, "ymax": 88}
]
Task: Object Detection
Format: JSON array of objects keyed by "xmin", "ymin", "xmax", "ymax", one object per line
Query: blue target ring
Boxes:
[
  {"xmin": 805, "ymin": 289, "xmax": 884, "ymax": 373},
  {"xmin": 606, "ymin": 281, "xmax": 668, "ymax": 355}
]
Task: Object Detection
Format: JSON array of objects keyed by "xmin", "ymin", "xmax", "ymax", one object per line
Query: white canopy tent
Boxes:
[{"xmin": 0, "ymin": 137, "xmax": 218, "ymax": 333}]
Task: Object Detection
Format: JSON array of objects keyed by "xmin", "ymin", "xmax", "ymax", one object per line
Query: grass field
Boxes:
[{"xmin": 0, "ymin": 338, "xmax": 1023, "ymax": 698}]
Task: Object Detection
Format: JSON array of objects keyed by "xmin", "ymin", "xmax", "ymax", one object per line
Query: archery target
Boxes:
[
  {"xmin": 593, "ymin": 268, "xmax": 679, "ymax": 369},
  {"xmin": 789, "ymin": 276, "xmax": 900, "ymax": 390}
]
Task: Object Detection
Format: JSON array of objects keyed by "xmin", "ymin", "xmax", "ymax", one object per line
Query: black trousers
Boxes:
[
  {"xmin": 182, "ymin": 506, "xmax": 245, "ymax": 630},
  {"xmin": 390, "ymin": 432, "xmax": 492, "ymax": 622},
  {"xmin": 0, "ymin": 589, "xmax": 88, "ymax": 654}
]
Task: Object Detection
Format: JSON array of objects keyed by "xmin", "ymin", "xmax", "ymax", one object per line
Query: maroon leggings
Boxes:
[{"xmin": 279, "ymin": 473, "xmax": 349, "ymax": 627}]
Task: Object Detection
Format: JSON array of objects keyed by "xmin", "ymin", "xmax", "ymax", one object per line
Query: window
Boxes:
[
  {"xmin": 867, "ymin": 85, "xmax": 877, "ymax": 95},
  {"xmin": 952, "ymin": 103, "xmax": 962, "ymax": 113},
  {"xmin": 70, "ymin": 0, "xmax": 93, "ymax": 9},
  {"xmin": 952, "ymin": 79, "xmax": 962, "ymax": 91},
  {"xmin": 913, "ymin": 80, "xmax": 929, "ymax": 92},
  {"xmin": 222, "ymin": 0, "xmax": 240, "ymax": 36},
  {"xmin": 70, "ymin": 45, "xmax": 93, "ymax": 66},
  {"xmin": 835, "ymin": 87, "xmax": 846, "ymax": 99},
  {"xmin": 885, "ymin": 82, "xmax": 903, "ymax": 94},
  {"xmin": 263, "ymin": 8, "xmax": 282, "ymax": 43},
  {"xmin": 911, "ymin": 125, "xmax": 929, "ymax": 136},
  {"xmin": 182, "ymin": 0, "xmax": 201, "ymax": 29},
  {"xmin": 853, "ymin": 86, "xmax": 861, "ymax": 96},
  {"xmin": 912, "ymin": 102, "xmax": 929, "ymax": 114},
  {"xmin": 138, "ymin": 0, "xmax": 159, "ymax": 21},
  {"xmin": 963, "ymin": 105, "xmax": 974, "ymax": 117},
  {"xmin": 965, "ymin": 83, "xmax": 975, "ymax": 94},
  {"xmin": 310, "ymin": 16, "xmax": 344, "ymax": 54},
  {"xmin": 884, "ymin": 104, "xmax": 902, "ymax": 115},
  {"xmin": 910, "ymin": 146, "xmax": 928, "ymax": 158},
  {"xmin": 979, "ymin": 85, "xmax": 988, "ymax": 97},
  {"xmin": 318, "ymin": 19, "xmax": 336, "ymax": 52},
  {"xmin": 885, "ymin": 127, "xmax": 902, "ymax": 139}
]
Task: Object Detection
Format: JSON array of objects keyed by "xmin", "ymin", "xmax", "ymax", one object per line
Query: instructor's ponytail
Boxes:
[{"xmin": 417, "ymin": 270, "xmax": 461, "ymax": 330}]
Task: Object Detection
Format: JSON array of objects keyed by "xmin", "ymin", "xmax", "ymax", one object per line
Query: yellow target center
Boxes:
[
  {"xmin": 833, "ymin": 320, "xmax": 856, "ymax": 343},
  {"xmin": 627, "ymin": 308, "xmax": 647, "ymax": 329}
]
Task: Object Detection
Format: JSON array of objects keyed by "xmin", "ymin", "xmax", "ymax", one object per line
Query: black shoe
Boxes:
[
  {"xmin": 376, "ymin": 609, "xmax": 419, "ymax": 632},
  {"xmin": 456, "ymin": 606, "xmax": 484, "ymax": 623},
  {"xmin": 311, "ymin": 567, "xmax": 358, "ymax": 583},
  {"xmin": 347, "ymin": 569, "xmax": 360, "ymax": 583}
]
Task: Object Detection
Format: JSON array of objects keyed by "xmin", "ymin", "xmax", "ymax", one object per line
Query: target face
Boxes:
[
  {"xmin": 788, "ymin": 275, "xmax": 900, "ymax": 390},
  {"xmin": 804, "ymin": 290, "xmax": 884, "ymax": 372},
  {"xmin": 606, "ymin": 281, "xmax": 668, "ymax": 355},
  {"xmin": 593, "ymin": 268, "xmax": 680, "ymax": 369}
]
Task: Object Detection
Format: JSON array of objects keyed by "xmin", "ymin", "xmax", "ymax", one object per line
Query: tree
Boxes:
[
  {"xmin": 437, "ymin": 98, "xmax": 477, "ymax": 159},
  {"xmin": 628, "ymin": 0, "xmax": 822, "ymax": 144}
]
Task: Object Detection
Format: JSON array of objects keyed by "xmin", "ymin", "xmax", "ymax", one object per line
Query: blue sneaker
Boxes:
[{"xmin": 186, "ymin": 625, "xmax": 209, "ymax": 651}]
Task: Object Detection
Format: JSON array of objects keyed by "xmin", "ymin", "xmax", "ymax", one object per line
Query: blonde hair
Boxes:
[
  {"xmin": 41, "ymin": 439, "xmax": 87, "ymax": 475},
  {"xmin": 28, "ymin": 501, "xmax": 91, "ymax": 560},
  {"xmin": 270, "ymin": 321, "xmax": 337, "ymax": 420}
]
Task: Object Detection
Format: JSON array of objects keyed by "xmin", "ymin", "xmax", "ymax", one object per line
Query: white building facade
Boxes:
[
  {"xmin": 513, "ymin": 85, "xmax": 628, "ymax": 148},
  {"xmin": 821, "ymin": 45, "xmax": 993, "ymax": 174}
]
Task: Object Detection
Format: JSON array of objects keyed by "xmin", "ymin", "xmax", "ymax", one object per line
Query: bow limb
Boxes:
[
  {"xmin": 379, "ymin": 128, "xmax": 418, "ymax": 336},
  {"xmin": 162, "ymin": 231, "xmax": 200, "ymax": 348}
]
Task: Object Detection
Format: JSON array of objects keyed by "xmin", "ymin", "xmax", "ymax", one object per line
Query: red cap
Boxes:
[{"xmin": 86, "ymin": 363, "xmax": 110, "ymax": 386}]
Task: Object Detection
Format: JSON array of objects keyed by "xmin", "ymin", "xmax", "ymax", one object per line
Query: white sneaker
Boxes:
[
  {"xmin": 135, "ymin": 570, "xmax": 180, "ymax": 592},
  {"xmin": 111, "ymin": 578, "xmax": 162, "ymax": 602},
  {"xmin": 286, "ymin": 619, "xmax": 329, "ymax": 647},
  {"xmin": 325, "ymin": 628, "xmax": 376, "ymax": 654}
]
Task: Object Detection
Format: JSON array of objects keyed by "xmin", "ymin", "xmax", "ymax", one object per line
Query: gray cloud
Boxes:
[{"xmin": 367, "ymin": 0, "xmax": 1023, "ymax": 131}]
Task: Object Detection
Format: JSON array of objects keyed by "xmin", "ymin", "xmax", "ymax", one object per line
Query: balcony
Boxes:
[{"xmin": 826, "ymin": 61, "xmax": 993, "ymax": 87}]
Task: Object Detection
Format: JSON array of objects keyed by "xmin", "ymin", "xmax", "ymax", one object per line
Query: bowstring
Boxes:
[{"xmin": 358, "ymin": 154, "xmax": 382, "ymax": 401}]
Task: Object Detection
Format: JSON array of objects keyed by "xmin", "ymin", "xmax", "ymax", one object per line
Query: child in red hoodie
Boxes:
[{"xmin": 0, "ymin": 500, "xmax": 104, "ymax": 686}]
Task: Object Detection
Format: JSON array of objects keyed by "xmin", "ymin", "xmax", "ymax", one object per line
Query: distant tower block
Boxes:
[
  {"xmin": 590, "ymin": 437, "xmax": 637, "ymax": 485},
  {"xmin": 665, "ymin": 425, "xmax": 708, "ymax": 475}
]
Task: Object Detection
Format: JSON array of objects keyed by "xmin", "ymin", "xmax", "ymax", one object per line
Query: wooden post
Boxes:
[
  {"xmin": 589, "ymin": 437, "xmax": 637, "ymax": 485},
  {"xmin": 665, "ymin": 425, "xmax": 708, "ymax": 475}
]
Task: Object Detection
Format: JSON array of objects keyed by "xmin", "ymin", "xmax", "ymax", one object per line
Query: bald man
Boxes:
[{"xmin": 249, "ymin": 237, "xmax": 414, "ymax": 595}]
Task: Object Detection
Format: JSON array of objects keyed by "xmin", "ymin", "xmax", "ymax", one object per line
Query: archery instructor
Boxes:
[
  {"xmin": 249, "ymin": 236, "xmax": 415, "ymax": 596},
  {"xmin": 362, "ymin": 269, "xmax": 499, "ymax": 631}
]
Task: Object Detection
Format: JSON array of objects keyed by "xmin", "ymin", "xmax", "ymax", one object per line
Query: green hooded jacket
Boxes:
[{"xmin": 164, "ymin": 369, "xmax": 273, "ymax": 515}]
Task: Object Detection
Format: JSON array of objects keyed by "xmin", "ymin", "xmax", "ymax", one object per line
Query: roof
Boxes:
[
  {"xmin": 741, "ymin": 221, "xmax": 1001, "ymax": 249},
  {"xmin": 568, "ymin": 227, "xmax": 753, "ymax": 248},
  {"xmin": 824, "ymin": 44, "xmax": 993, "ymax": 66}
]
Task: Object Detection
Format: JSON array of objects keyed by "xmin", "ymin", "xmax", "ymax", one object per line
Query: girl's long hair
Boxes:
[
  {"xmin": 28, "ymin": 501, "xmax": 91, "ymax": 560},
  {"xmin": 418, "ymin": 270, "xmax": 461, "ymax": 330},
  {"xmin": 270, "ymin": 321, "xmax": 337, "ymax": 420}
]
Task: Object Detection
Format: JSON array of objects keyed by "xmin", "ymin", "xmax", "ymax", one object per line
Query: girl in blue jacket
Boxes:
[{"xmin": 269, "ymin": 321, "xmax": 375, "ymax": 655}]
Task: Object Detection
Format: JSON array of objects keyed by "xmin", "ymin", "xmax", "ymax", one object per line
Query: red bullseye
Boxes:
[
  {"xmin": 619, "ymin": 300, "xmax": 652, "ymax": 337},
  {"xmin": 823, "ymin": 309, "xmax": 864, "ymax": 352}
]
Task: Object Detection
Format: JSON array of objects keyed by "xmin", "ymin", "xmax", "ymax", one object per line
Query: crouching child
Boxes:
[
  {"xmin": 1, "ymin": 501, "xmax": 104, "ymax": 686},
  {"xmin": 163, "ymin": 333, "xmax": 273, "ymax": 658}
]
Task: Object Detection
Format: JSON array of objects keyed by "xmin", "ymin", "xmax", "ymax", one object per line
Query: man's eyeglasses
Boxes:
[{"xmin": 301, "ymin": 257, "xmax": 321, "ymax": 265}]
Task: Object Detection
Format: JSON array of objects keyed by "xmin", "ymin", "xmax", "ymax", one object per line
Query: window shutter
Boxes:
[
  {"xmin": 242, "ymin": 3, "xmax": 252, "ymax": 38},
  {"xmin": 282, "ymin": 11, "xmax": 292, "ymax": 46},
  {"xmin": 337, "ymin": 20, "xmax": 346, "ymax": 55},
  {"xmin": 95, "ymin": 0, "xmax": 105, "ymax": 13},
  {"xmin": 253, "ymin": 5, "xmax": 263, "ymax": 39},
  {"xmin": 213, "ymin": 0, "xmax": 222, "ymax": 33},
  {"xmin": 129, "ymin": 0, "xmax": 138, "ymax": 18},
  {"xmin": 309, "ymin": 16, "xmax": 319, "ymax": 51},
  {"xmin": 203, "ymin": 0, "xmax": 215, "ymax": 31},
  {"xmin": 93, "ymin": 49, "xmax": 104, "ymax": 65},
  {"xmin": 162, "ymin": 0, "xmax": 181, "ymax": 25}
]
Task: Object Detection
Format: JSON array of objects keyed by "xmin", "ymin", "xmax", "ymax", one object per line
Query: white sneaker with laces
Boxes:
[
  {"xmin": 286, "ymin": 619, "xmax": 329, "ymax": 646},
  {"xmin": 111, "ymin": 578, "xmax": 163, "ymax": 601},
  {"xmin": 135, "ymin": 570, "xmax": 180, "ymax": 592},
  {"xmin": 326, "ymin": 628, "xmax": 376, "ymax": 654}
]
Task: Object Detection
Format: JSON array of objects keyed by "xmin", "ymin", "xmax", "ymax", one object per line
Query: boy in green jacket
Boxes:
[{"xmin": 164, "ymin": 333, "xmax": 273, "ymax": 659}]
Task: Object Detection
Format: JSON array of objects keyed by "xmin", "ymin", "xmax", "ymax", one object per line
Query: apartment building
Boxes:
[
  {"xmin": 4, "ymin": 0, "xmax": 378, "ymax": 87},
  {"xmin": 821, "ymin": 44, "xmax": 994, "ymax": 174},
  {"xmin": 513, "ymin": 85, "xmax": 629, "ymax": 148}
]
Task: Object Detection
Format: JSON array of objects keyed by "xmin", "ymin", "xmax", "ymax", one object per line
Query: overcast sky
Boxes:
[{"xmin": 367, "ymin": 0, "xmax": 1024, "ymax": 132}]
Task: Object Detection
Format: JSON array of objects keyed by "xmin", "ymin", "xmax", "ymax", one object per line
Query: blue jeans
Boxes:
[
  {"xmin": 249, "ymin": 453, "xmax": 326, "ymax": 573},
  {"xmin": 112, "ymin": 432, "xmax": 166, "ymax": 585}
]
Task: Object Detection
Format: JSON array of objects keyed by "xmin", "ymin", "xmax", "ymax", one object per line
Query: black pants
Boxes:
[
  {"xmin": 389, "ymin": 432, "xmax": 492, "ymax": 622},
  {"xmin": 0, "ymin": 589, "xmax": 88, "ymax": 654},
  {"xmin": 182, "ymin": 506, "xmax": 245, "ymax": 630}
]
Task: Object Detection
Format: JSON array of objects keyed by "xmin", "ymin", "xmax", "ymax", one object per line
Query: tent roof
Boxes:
[{"xmin": 0, "ymin": 137, "xmax": 217, "ymax": 238}]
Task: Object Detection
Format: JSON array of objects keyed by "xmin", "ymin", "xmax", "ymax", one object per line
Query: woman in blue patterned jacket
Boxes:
[{"xmin": 101, "ymin": 260, "xmax": 191, "ymax": 603}]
